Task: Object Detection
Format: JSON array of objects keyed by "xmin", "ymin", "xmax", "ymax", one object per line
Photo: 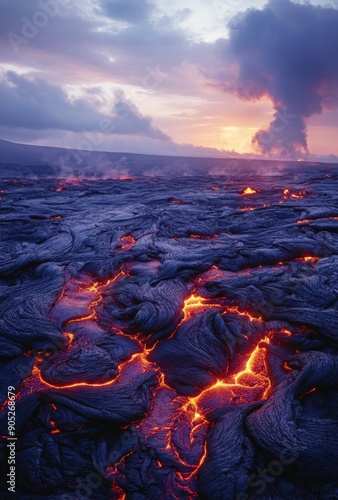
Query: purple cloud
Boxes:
[
  {"xmin": 99, "ymin": 0, "xmax": 154, "ymax": 23},
  {"xmin": 218, "ymin": 0, "xmax": 338, "ymax": 157},
  {"xmin": 0, "ymin": 71, "xmax": 169, "ymax": 139}
]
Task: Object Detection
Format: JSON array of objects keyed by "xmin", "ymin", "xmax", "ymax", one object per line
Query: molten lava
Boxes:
[
  {"xmin": 223, "ymin": 306, "xmax": 262, "ymax": 323},
  {"xmin": 120, "ymin": 235, "xmax": 136, "ymax": 250},
  {"xmin": 54, "ymin": 270, "xmax": 127, "ymax": 338},
  {"xmin": 297, "ymin": 256, "xmax": 319, "ymax": 263},
  {"xmin": 282, "ymin": 188, "xmax": 308, "ymax": 200},
  {"xmin": 117, "ymin": 175, "xmax": 137, "ymax": 180},
  {"xmin": 241, "ymin": 187, "xmax": 259, "ymax": 195},
  {"xmin": 181, "ymin": 294, "xmax": 221, "ymax": 322},
  {"xmin": 183, "ymin": 338, "xmax": 271, "ymax": 419},
  {"xmin": 297, "ymin": 216, "xmax": 338, "ymax": 224},
  {"xmin": 189, "ymin": 234, "xmax": 219, "ymax": 240},
  {"xmin": 31, "ymin": 352, "xmax": 151, "ymax": 390},
  {"xmin": 180, "ymin": 293, "xmax": 263, "ymax": 325},
  {"xmin": 1, "ymin": 168, "xmax": 337, "ymax": 499}
]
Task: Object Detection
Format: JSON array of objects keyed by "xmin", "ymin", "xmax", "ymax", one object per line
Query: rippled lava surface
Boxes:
[{"xmin": 1, "ymin": 166, "xmax": 338, "ymax": 499}]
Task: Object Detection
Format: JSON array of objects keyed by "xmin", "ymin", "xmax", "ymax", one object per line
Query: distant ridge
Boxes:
[{"xmin": 0, "ymin": 138, "xmax": 333, "ymax": 178}]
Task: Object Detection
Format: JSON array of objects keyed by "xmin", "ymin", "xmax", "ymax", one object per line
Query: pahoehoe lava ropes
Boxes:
[{"xmin": 1, "ymin": 164, "xmax": 338, "ymax": 499}]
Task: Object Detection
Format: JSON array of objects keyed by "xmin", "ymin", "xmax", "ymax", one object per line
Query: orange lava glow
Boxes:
[
  {"xmin": 283, "ymin": 189, "xmax": 308, "ymax": 200},
  {"xmin": 31, "ymin": 352, "xmax": 151, "ymax": 389},
  {"xmin": 223, "ymin": 306, "xmax": 262, "ymax": 323},
  {"xmin": 192, "ymin": 441, "xmax": 208, "ymax": 478},
  {"xmin": 196, "ymin": 270, "xmax": 224, "ymax": 284},
  {"xmin": 50, "ymin": 419, "xmax": 61, "ymax": 434},
  {"xmin": 297, "ymin": 216, "xmax": 338, "ymax": 224},
  {"xmin": 65, "ymin": 332, "xmax": 74, "ymax": 345},
  {"xmin": 179, "ymin": 293, "xmax": 263, "ymax": 326},
  {"xmin": 298, "ymin": 256, "xmax": 319, "ymax": 263},
  {"xmin": 189, "ymin": 234, "xmax": 219, "ymax": 240},
  {"xmin": 182, "ymin": 325, "xmax": 294, "ymax": 425},
  {"xmin": 135, "ymin": 371, "xmax": 210, "ymax": 483},
  {"xmin": 283, "ymin": 361, "xmax": 293, "ymax": 373},
  {"xmin": 183, "ymin": 338, "xmax": 272, "ymax": 419},
  {"xmin": 67, "ymin": 314, "xmax": 95, "ymax": 324},
  {"xmin": 303, "ymin": 387, "xmax": 316, "ymax": 395},
  {"xmin": 62, "ymin": 270, "xmax": 126, "ymax": 329},
  {"xmin": 241, "ymin": 187, "xmax": 258, "ymax": 195},
  {"xmin": 9, "ymin": 252, "xmax": 303, "ymax": 496},
  {"xmin": 241, "ymin": 207, "xmax": 256, "ymax": 211},
  {"xmin": 181, "ymin": 294, "xmax": 221, "ymax": 322},
  {"xmin": 117, "ymin": 175, "xmax": 137, "ymax": 181},
  {"xmin": 9, "ymin": 254, "xmax": 301, "ymax": 495},
  {"xmin": 54, "ymin": 178, "xmax": 85, "ymax": 190},
  {"xmin": 120, "ymin": 235, "xmax": 136, "ymax": 250}
]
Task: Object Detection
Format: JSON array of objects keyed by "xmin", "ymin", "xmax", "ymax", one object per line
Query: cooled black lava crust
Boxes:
[{"xmin": 1, "ymin": 166, "xmax": 338, "ymax": 499}]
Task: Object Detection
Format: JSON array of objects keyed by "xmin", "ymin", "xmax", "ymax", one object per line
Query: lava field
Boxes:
[{"xmin": 1, "ymin": 164, "xmax": 338, "ymax": 499}]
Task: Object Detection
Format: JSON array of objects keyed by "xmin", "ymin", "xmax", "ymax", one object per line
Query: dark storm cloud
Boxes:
[
  {"xmin": 219, "ymin": 0, "xmax": 338, "ymax": 157},
  {"xmin": 0, "ymin": 71, "xmax": 168, "ymax": 139},
  {"xmin": 99, "ymin": 0, "xmax": 154, "ymax": 23}
]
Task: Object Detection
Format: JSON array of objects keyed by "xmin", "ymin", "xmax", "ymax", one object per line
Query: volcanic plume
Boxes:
[{"xmin": 221, "ymin": 0, "xmax": 338, "ymax": 157}]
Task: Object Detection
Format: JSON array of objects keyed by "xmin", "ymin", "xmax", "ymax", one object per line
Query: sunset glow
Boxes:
[{"xmin": 0, "ymin": 1, "xmax": 337, "ymax": 160}]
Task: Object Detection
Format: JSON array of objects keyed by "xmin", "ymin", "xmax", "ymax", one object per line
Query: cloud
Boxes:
[
  {"xmin": 0, "ymin": 0, "xmax": 213, "ymax": 93},
  {"xmin": 99, "ymin": 0, "xmax": 154, "ymax": 23},
  {"xmin": 218, "ymin": 0, "xmax": 338, "ymax": 157},
  {"xmin": 1, "ymin": 0, "xmax": 337, "ymax": 158},
  {"xmin": 0, "ymin": 71, "xmax": 169, "ymax": 139}
]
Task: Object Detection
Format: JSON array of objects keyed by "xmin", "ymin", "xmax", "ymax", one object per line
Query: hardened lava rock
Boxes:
[{"xmin": 1, "ymin": 166, "xmax": 338, "ymax": 499}]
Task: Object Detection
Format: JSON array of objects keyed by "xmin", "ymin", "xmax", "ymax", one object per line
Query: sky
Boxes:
[{"xmin": 1, "ymin": 0, "xmax": 338, "ymax": 161}]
